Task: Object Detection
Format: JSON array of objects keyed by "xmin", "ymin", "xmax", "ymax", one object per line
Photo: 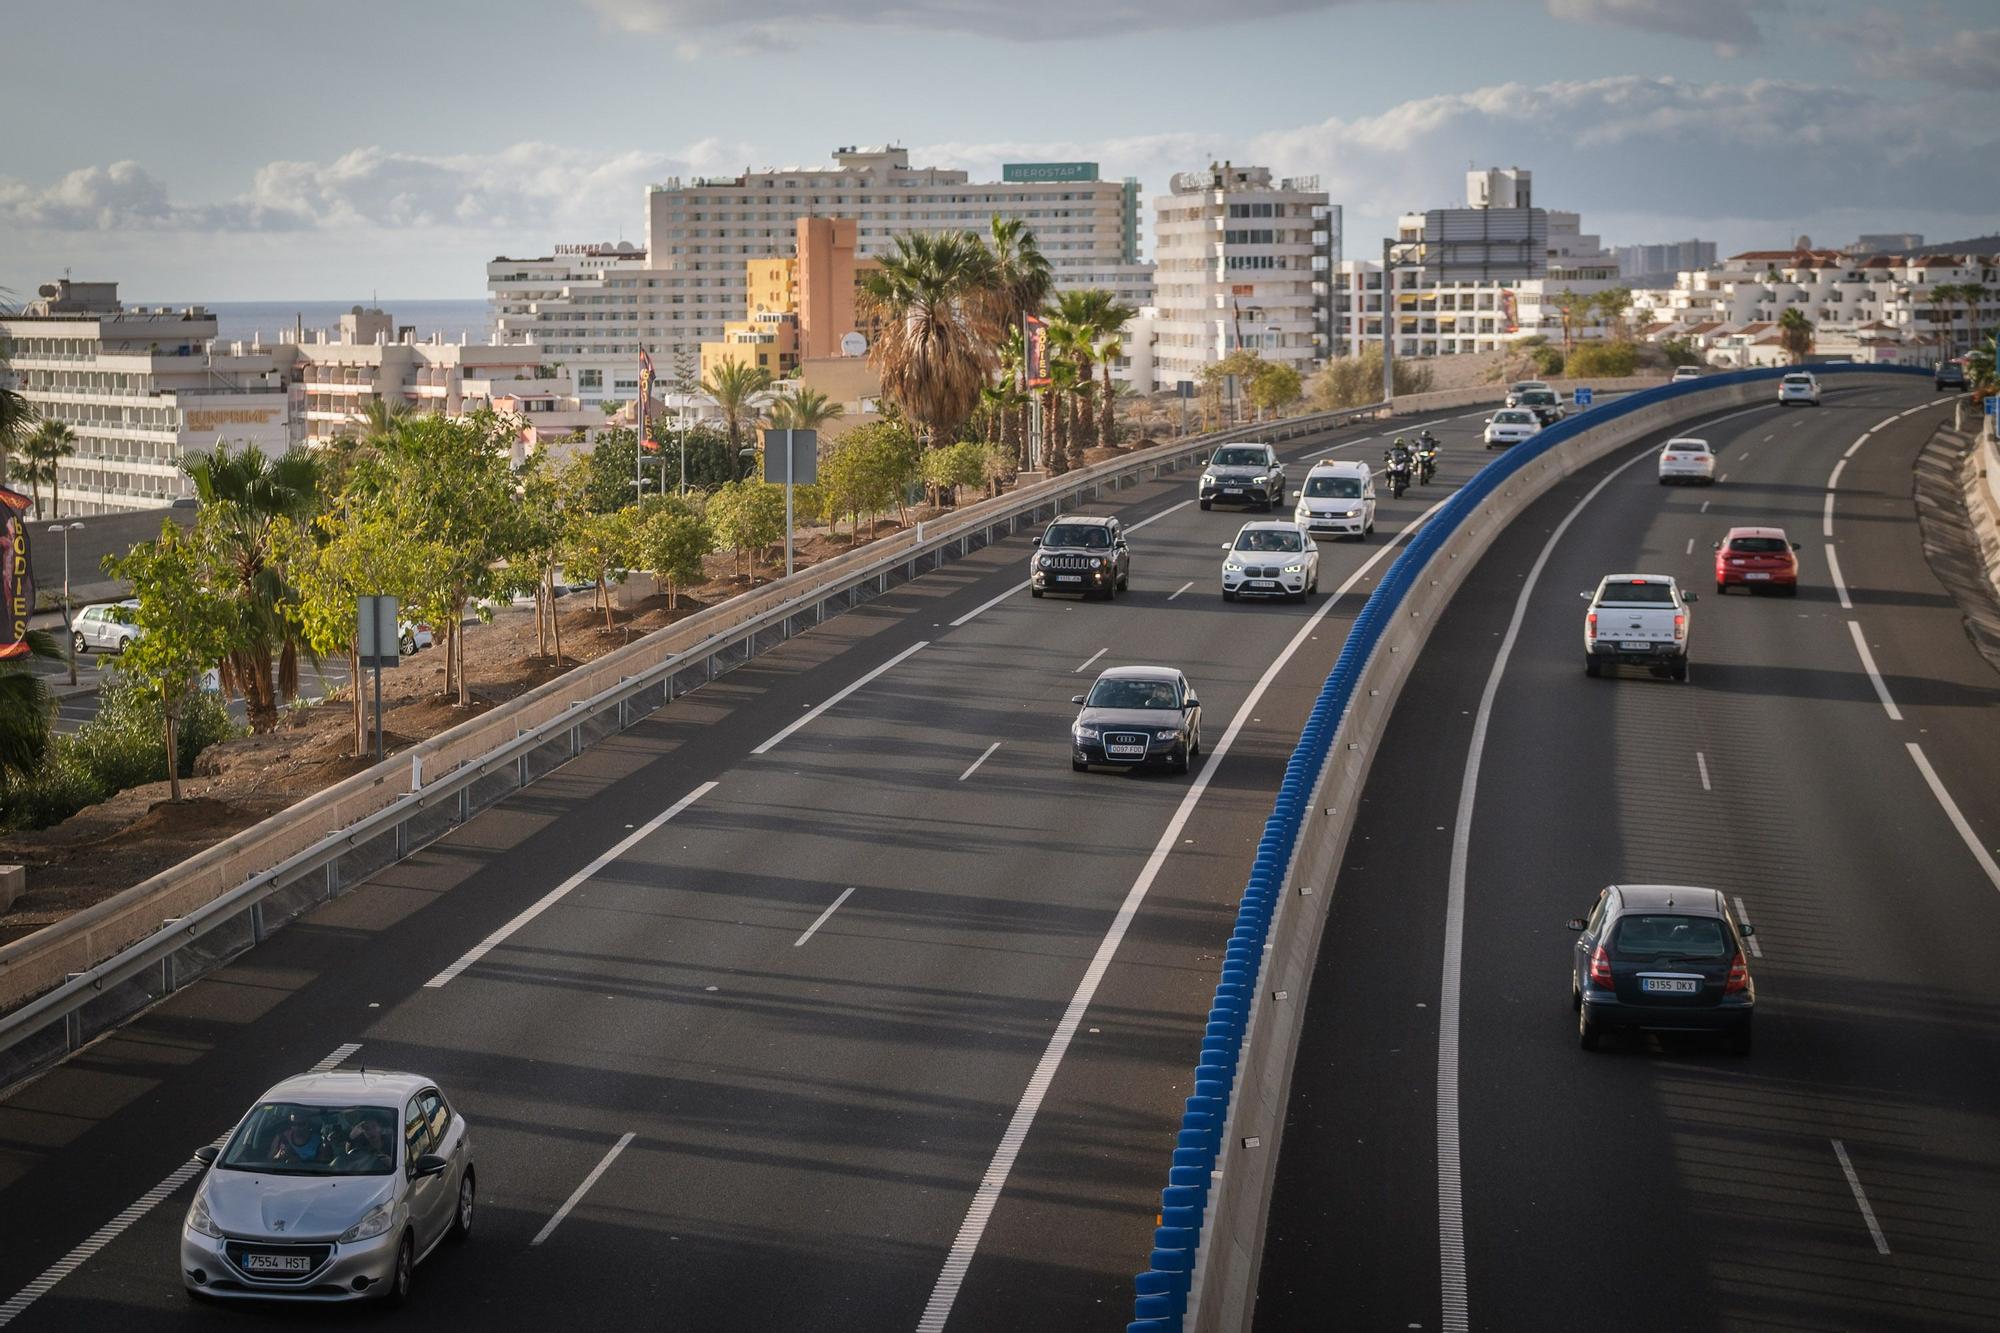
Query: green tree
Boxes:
[
  {"xmin": 0, "ymin": 628, "xmax": 61, "ymax": 792},
  {"xmin": 1777, "ymin": 308, "xmax": 1815, "ymax": 365},
  {"xmin": 26, "ymin": 420, "xmax": 77, "ymax": 518},
  {"xmin": 106, "ymin": 523, "xmax": 238, "ymax": 801},
  {"xmin": 0, "ymin": 335, "xmax": 34, "ymax": 494},
  {"xmin": 1551, "ymin": 289, "xmax": 1592, "ymax": 352},
  {"xmin": 1959, "ymin": 281, "xmax": 1987, "ymax": 351},
  {"xmin": 922, "ymin": 441, "xmax": 988, "ymax": 507},
  {"xmin": 862, "ymin": 230, "xmax": 998, "ymax": 447},
  {"xmin": 764, "ymin": 386, "xmax": 845, "ymax": 430},
  {"xmin": 981, "ymin": 216, "xmax": 1054, "ymax": 344},
  {"xmin": 514, "ymin": 452, "xmax": 592, "ymax": 662},
  {"xmin": 634, "ymin": 504, "xmax": 714, "ymax": 609},
  {"xmin": 819, "ymin": 423, "xmax": 908, "ymax": 541},
  {"xmin": 1248, "ymin": 362, "xmax": 1304, "ymax": 418},
  {"xmin": 558, "ymin": 508, "xmax": 636, "ymax": 629},
  {"xmin": 708, "ymin": 480, "xmax": 787, "ymax": 578},
  {"xmin": 1591, "ymin": 287, "xmax": 1634, "ymax": 341},
  {"xmin": 1658, "ymin": 337, "xmax": 1701, "ymax": 368},
  {"xmin": 701, "ymin": 359, "xmax": 774, "ymax": 481}
]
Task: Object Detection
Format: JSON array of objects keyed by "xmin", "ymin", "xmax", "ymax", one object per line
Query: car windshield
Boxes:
[
  {"xmin": 1598, "ymin": 581, "xmax": 1675, "ymax": 604},
  {"xmin": 1783, "ymin": 375, "xmax": 1812, "ymax": 385},
  {"xmin": 1495, "ymin": 412, "xmax": 1533, "ymax": 424},
  {"xmin": 1235, "ymin": 529, "xmax": 1305, "ymax": 553},
  {"xmin": 219, "ymin": 1102, "xmax": 399, "ymax": 1176},
  {"xmin": 1666, "ymin": 442, "xmax": 1709, "ymax": 454},
  {"xmin": 1521, "ymin": 391, "xmax": 1556, "ymax": 404},
  {"xmin": 1609, "ymin": 914, "xmax": 1729, "ymax": 960},
  {"xmin": 1044, "ymin": 525, "xmax": 1111, "ymax": 549},
  {"xmin": 1213, "ymin": 448, "xmax": 1269, "ymax": 467},
  {"xmin": 1729, "ymin": 536, "xmax": 1789, "ymax": 553},
  {"xmin": 1086, "ymin": 678, "xmax": 1180, "ymax": 710},
  {"xmin": 1305, "ymin": 476, "xmax": 1362, "ymax": 499}
]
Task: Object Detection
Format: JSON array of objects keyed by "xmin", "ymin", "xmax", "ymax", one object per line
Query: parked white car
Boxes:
[
  {"xmin": 71, "ymin": 601, "xmax": 144, "ymax": 655},
  {"xmin": 1777, "ymin": 372, "xmax": 1821, "ymax": 406},
  {"xmin": 1221, "ymin": 521, "xmax": 1320, "ymax": 602},
  {"xmin": 1671, "ymin": 365, "xmax": 1703, "ymax": 382},
  {"xmin": 1657, "ymin": 437, "xmax": 1716, "ymax": 485},
  {"xmin": 1293, "ymin": 460, "xmax": 1376, "ymax": 541},
  {"xmin": 1583, "ymin": 574, "xmax": 1696, "ymax": 681},
  {"xmin": 1483, "ymin": 409, "xmax": 1543, "ymax": 449}
]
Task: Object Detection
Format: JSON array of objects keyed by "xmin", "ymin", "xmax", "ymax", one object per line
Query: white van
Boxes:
[{"xmin": 1293, "ymin": 460, "xmax": 1376, "ymax": 540}]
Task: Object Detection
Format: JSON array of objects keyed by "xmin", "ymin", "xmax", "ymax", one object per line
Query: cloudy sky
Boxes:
[{"xmin": 4, "ymin": 0, "xmax": 1996, "ymax": 302}]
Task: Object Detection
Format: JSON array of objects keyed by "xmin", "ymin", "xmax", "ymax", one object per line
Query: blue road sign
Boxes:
[{"xmin": 1573, "ymin": 387, "xmax": 1594, "ymax": 407}]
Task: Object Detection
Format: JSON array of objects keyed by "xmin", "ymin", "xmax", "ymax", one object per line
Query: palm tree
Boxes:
[
  {"xmin": 0, "ymin": 350, "xmax": 34, "ymax": 495},
  {"xmin": 1927, "ymin": 284, "xmax": 1961, "ymax": 355},
  {"xmin": 1959, "ymin": 281, "xmax": 1988, "ymax": 352},
  {"xmin": 180, "ymin": 442, "xmax": 323, "ymax": 730},
  {"xmin": 764, "ymin": 385, "xmax": 844, "ymax": 431},
  {"xmin": 1047, "ymin": 314, "xmax": 1096, "ymax": 460},
  {"xmin": 982, "ymin": 217, "xmax": 1054, "ymax": 349},
  {"xmin": 861, "ymin": 230, "xmax": 998, "ymax": 448},
  {"xmin": 0, "ymin": 628, "xmax": 62, "ymax": 790},
  {"xmin": 24, "ymin": 420, "xmax": 77, "ymax": 518},
  {"xmin": 359, "ymin": 396, "xmax": 415, "ymax": 447},
  {"xmin": 1777, "ymin": 308, "xmax": 1815, "ymax": 365},
  {"xmin": 701, "ymin": 358, "xmax": 773, "ymax": 480},
  {"xmin": 1552, "ymin": 289, "xmax": 1591, "ymax": 352}
]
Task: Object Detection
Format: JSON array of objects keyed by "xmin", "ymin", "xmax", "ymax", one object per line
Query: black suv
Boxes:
[
  {"xmin": 1936, "ymin": 361, "xmax": 1968, "ymax": 391},
  {"xmin": 1568, "ymin": 885, "xmax": 1755, "ymax": 1054},
  {"xmin": 1031, "ymin": 515, "xmax": 1129, "ymax": 600}
]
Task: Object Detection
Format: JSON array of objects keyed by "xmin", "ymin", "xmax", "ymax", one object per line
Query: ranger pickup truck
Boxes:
[{"xmin": 1583, "ymin": 574, "xmax": 1696, "ymax": 680}]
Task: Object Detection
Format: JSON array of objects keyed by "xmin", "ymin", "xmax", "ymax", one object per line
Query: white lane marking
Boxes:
[
  {"xmin": 1685, "ymin": 538, "xmax": 1694, "ymax": 556},
  {"xmin": 1125, "ymin": 498, "xmax": 1194, "ymax": 533},
  {"xmin": 1167, "ymin": 580, "xmax": 1195, "ymax": 601},
  {"xmin": 1827, "ymin": 458, "xmax": 1848, "ymax": 490},
  {"xmin": 425, "ymin": 783, "xmax": 717, "ymax": 987},
  {"xmin": 793, "ymin": 886, "xmax": 858, "ymax": 948},
  {"xmin": 1873, "ymin": 415, "xmax": 1898, "ymax": 433},
  {"xmin": 1073, "ymin": 648, "xmax": 1107, "ymax": 674},
  {"xmin": 754, "ymin": 642, "xmax": 929, "ymax": 754},
  {"xmin": 1437, "ymin": 442, "xmax": 1660, "ymax": 1333},
  {"xmin": 1831, "ymin": 1139, "xmax": 1892, "ymax": 1255},
  {"xmin": 957, "ymin": 743, "xmax": 1001, "ymax": 784},
  {"xmin": 531, "ymin": 1132, "xmax": 636, "ymax": 1247},
  {"xmin": 1907, "ymin": 744, "xmax": 2000, "ymax": 894},
  {"xmin": 1412, "ymin": 418, "xmax": 1450, "ymax": 430},
  {"xmin": 1304, "ymin": 434, "xmax": 1377, "ymax": 460},
  {"xmin": 1762, "ymin": 433, "xmax": 1775, "ymax": 442},
  {"xmin": 1697, "ymin": 751, "xmax": 1712, "ymax": 792},
  {"xmin": 1826, "ymin": 545, "xmax": 1852, "ymax": 609},
  {"xmin": 1700, "ymin": 500, "xmax": 1710, "ymax": 513},
  {"xmin": 1720, "ymin": 473, "xmax": 1730, "ymax": 483},
  {"xmin": 1843, "ymin": 432, "xmax": 1869, "ymax": 460},
  {"xmin": 1846, "ymin": 622, "xmax": 1902, "ymax": 721},
  {"xmin": 1733, "ymin": 896, "xmax": 1763, "ymax": 958},
  {"xmin": 914, "ymin": 497, "xmax": 1449, "ymax": 1333},
  {"xmin": 1823, "ymin": 492, "xmax": 1836, "ymax": 537},
  {"xmin": 0, "ymin": 1043, "xmax": 359, "ymax": 1327}
]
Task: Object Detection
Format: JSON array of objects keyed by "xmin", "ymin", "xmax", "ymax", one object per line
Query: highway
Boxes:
[
  {"xmin": 0, "ymin": 407, "xmax": 1498, "ymax": 1329},
  {"xmin": 1255, "ymin": 380, "xmax": 2000, "ymax": 1331}
]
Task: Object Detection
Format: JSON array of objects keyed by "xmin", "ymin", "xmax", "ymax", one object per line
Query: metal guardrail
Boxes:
[{"xmin": 0, "ymin": 394, "xmax": 1405, "ymax": 1093}]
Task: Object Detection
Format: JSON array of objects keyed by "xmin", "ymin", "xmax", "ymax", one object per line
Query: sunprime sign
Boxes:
[{"xmin": 1002, "ymin": 162, "xmax": 1099, "ymax": 183}]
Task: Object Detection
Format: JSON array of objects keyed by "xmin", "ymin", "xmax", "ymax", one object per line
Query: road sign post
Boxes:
[
  {"xmin": 356, "ymin": 595, "xmax": 400, "ymax": 762},
  {"xmin": 1573, "ymin": 387, "xmax": 1594, "ymax": 408},
  {"xmin": 762, "ymin": 429, "xmax": 818, "ymax": 578}
]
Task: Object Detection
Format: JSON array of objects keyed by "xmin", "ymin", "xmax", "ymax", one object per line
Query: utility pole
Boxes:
[{"xmin": 1382, "ymin": 236, "xmax": 1396, "ymax": 406}]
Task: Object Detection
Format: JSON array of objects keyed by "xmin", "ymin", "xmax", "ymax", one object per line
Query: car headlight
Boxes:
[
  {"xmin": 1154, "ymin": 728, "xmax": 1180, "ymax": 740},
  {"xmin": 1224, "ymin": 560, "xmax": 1244, "ymax": 572},
  {"xmin": 1088, "ymin": 557, "xmax": 1102, "ymax": 569},
  {"xmin": 1037, "ymin": 556, "xmax": 1052, "ymax": 569},
  {"xmin": 186, "ymin": 1187, "xmax": 222, "ymax": 1239},
  {"xmin": 339, "ymin": 1200, "xmax": 395, "ymax": 1245},
  {"xmin": 1073, "ymin": 725, "xmax": 1099, "ymax": 741},
  {"xmin": 1284, "ymin": 562, "xmax": 1305, "ymax": 573}
]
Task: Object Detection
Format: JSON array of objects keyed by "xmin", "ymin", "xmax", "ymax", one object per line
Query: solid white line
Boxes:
[
  {"xmin": 1843, "ymin": 432, "xmax": 1869, "ymax": 460},
  {"xmin": 793, "ymin": 886, "xmax": 858, "ymax": 947},
  {"xmin": 1412, "ymin": 418, "xmax": 1450, "ymax": 430},
  {"xmin": 1826, "ymin": 544, "xmax": 1852, "ymax": 610},
  {"xmin": 1696, "ymin": 751, "xmax": 1712, "ymax": 792},
  {"xmin": 957, "ymin": 743, "xmax": 1001, "ymax": 783},
  {"xmin": 425, "ymin": 782, "xmax": 717, "ymax": 987},
  {"xmin": 1437, "ymin": 442, "xmax": 1660, "ymax": 1333},
  {"xmin": 950, "ymin": 581, "xmax": 1027, "ymax": 628},
  {"xmin": 531, "ymin": 1132, "xmax": 636, "ymax": 1247},
  {"xmin": 754, "ymin": 642, "xmax": 929, "ymax": 754},
  {"xmin": 0, "ymin": 1042, "xmax": 360, "ymax": 1327},
  {"xmin": 1124, "ymin": 498, "xmax": 1194, "ymax": 533},
  {"xmin": 1831, "ymin": 1139, "xmax": 1892, "ymax": 1255},
  {"xmin": 913, "ymin": 496, "xmax": 1448, "ymax": 1333},
  {"xmin": 1846, "ymin": 622, "xmax": 1902, "ymax": 721},
  {"xmin": 1823, "ymin": 492, "xmax": 1836, "ymax": 537},
  {"xmin": 1906, "ymin": 743, "xmax": 2000, "ymax": 893},
  {"xmin": 1304, "ymin": 434, "xmax": 1376, "ymax": 460},
  {"xmin": 1827, "ymin": 458, "xmax": 1848, "ymax": 490},
  {"xmin": 1073, "ymin": 648, "xmax": 1107, "ymax": 674},
  {"xmin": 1733, "ymin": 895, "xmax": 1763, "ymax": 958},
  {"xmin": 1873, "ymin": 415, "xmax": 1898, "ymax": 432},
  {"xmin": 1167, "ymin": 580, "xmax": 1195, "ymax": 601}
]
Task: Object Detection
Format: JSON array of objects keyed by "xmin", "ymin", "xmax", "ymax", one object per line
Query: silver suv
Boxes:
[
  {"xmin": 1031, "ymin": 515, "xmax": 1129, "ymax": 600},
  {"xmin": 72, "ymin": 600, "xmax": 144, "ymax": 654}
]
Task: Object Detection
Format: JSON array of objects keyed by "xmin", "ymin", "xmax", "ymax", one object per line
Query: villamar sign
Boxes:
[{"xmin": 1002, "ymin": 162, "xmax": 1098, "ymax": 183}]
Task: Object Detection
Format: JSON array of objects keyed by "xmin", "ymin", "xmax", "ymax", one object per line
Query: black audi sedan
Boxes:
[
  {"xmin": 1069, "ymin": 666, "xmax": 1202, "ymax": 774},
  {"xmin": 1568, "ymin": 885, "xmax": 1755, "ymax": 1054}
]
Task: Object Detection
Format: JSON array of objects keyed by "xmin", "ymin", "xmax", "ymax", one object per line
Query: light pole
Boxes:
[{"xmin": 47, "ymin": 521, "xmax": 84, "ymax": 686}]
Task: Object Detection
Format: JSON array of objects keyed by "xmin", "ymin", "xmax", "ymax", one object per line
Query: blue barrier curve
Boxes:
[{"xmin": 1126, "ymin": 362, "xmax": 1932, "ymax": 1331}]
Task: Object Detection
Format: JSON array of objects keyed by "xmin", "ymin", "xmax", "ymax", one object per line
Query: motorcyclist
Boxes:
[
  {"xmin": 1414, "ymin": 431, "xmax": 1439, "ymax": 484},
  {"xmin": 1383, "ymin": 439, "xmax": 1414, "ymax": 497}
]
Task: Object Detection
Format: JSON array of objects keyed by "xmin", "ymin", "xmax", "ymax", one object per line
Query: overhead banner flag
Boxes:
[
  {"xmin": 0, "ymin": 486, "xmax": 35, "ymax": 660},
  {"xmin": 1024, "ymin": 315, "xmax": 1052, "ymax": 388},
  {"xmin": 637, "ymin": 349, "xmax": 659, "ymax": 452}
]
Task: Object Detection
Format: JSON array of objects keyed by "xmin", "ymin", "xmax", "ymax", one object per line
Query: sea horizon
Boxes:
[{"xmin": 147, "ymin": 298, "xmax": 494, "ymax": 347}]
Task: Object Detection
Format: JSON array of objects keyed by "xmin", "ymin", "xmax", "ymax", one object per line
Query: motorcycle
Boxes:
[
  {"xmin": 1383, "ymin": 449, "xmax": 1412, "ymax": 499},
  {"xmin": 1415, "ymin": 434, "xmax": 1439, "ymax": 485}
]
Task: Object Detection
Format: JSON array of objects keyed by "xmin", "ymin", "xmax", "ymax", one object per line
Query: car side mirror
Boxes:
[
  {"xmin": 1185, "ymin": 694, "xmax": 1199, "ymax": 708},
  {"xmin": 1221, "ymin": 544, "xmax": 1233, "ymax": 552},
  {"xmin": 194, "ymin": 1145, "xmax": 220, "ymax": 1167},
  {"xmin": 1791, "ymin": 542, "xmax": 1801, "ymax": 551},
  {"xmin": 1739, "ymin": 922, "xmax": 1756, "ymax": 937},
  {"xmin": 1115, "ymin": 539, "xmax": 1127, "ymax": 549},
  {"xmin": 410, "ymin": 1153, "xmax": 450, "ymax": 1180},
  {"xmin": 1711, "ymin": 541, "xmax": 1722, "ymax": 550},
  {"xmin": 1031, "ymin": 537, "xmax": 1041, "ymax": 547},
  {"xmin": 1070, "ymin": 694, "xmax": 1086, "ymax": 705},
  {"xmin": 1565, "ymin": 918, "xmax": 1588, "ymax": 932},
  {"xmin": 1579, "ymin": 591, "xmax": 1593, "ymax": 600},
  {"xmin": 1683, "ymin": 592, "xmax": 1698, "ymax": 602}
]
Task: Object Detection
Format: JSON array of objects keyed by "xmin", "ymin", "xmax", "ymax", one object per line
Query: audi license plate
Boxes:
[
  {"xmin": 1106, "ymin": 745, "xmax": 1145, "ymax": 759},
  {"xmin": 1640, "ymin": 977, "xmax": 1699, "ymax": 994},
  {"xmin": 244, "ymin": 1254, "xmax": 313, "ymax": 1274},
  {"xmin": 1619, "ymin": 641, "xmax": 1650, "ymax": 650}
]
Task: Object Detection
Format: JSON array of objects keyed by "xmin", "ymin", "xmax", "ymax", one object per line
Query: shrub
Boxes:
[
  {"xmin": 1658, "ymin": 337, "xmax": 1701, "ymax": 368},
  {"xmin": 0, "ymin": 743, "xmax": 106, "ymax": 831},
  {"xmin": 69, "ymin": 680, "xmax": 239, "ymax": 792},
  {"xmin": 1529, "ymin": 345, "xmax": 1566, "ymax": 376},
  {"xmin": 1565, "ymin": 341, "xmax": 1640, "ymax": 378},
  {"xmin": 922, "ymin": 441, "xmax": 988, "ymax": 504},
  {"xmin": 1308, "ymin": 347, "xmax": 1434, "ymax": 410}
]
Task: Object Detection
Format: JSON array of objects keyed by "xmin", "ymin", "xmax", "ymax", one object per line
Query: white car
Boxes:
[
  {"xmin": 1582, "ymin": 574, "xmax": 1696, "ymax": 681},
  {"xmin": 1293, "ymin": 460, "xmax": 1376, "ymax": 541},
  {"xmin": 1777, "ymin": 372, "xmax": 1821, "ymax": 406},
  {"xmin": 400, "ymin": 622, "xmax": 433, "ymax": 654},
  {"xmin": 1671, "ymin": 366, "xmax": 1703, "ymax": 383},
  {"xmin": 1657, "ymin": 437, "xmax": 1716, "ymax": 485},
  {"xmin": 1483, "ymin": 409, "xmax": 1543, "ymax": 449},
  {"xmin": 71, "ymin": 601, "xmax": 144, "ymax": 655},
  {"xmin": 1221, "ymin": 521, "xmax": 1320, "ymax": 602}
]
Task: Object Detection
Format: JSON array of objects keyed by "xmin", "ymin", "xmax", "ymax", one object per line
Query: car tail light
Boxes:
[
  {"xmin": 1673, "ymin": 614, "xmax": 1686, "ymax": 640},
  {"xmin": 1588, "ymin": 945, "xmax": 1614, "ymax": 989},
  {"xmin": 1724, "ymin": 952, "xmax": 1749, "ymax": 994},
  {"xmin": 1585, "ymin": 612, "xmax": 1597, "ymax": 642}
]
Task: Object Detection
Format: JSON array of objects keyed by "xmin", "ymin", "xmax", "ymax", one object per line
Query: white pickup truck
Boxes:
[{"xmin": 1582, "ymin": 574, "xmax": 1696, "ymax": 680}]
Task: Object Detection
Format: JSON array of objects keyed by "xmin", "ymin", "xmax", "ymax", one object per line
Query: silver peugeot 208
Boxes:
[{"xmin": 182, "ymin": 1069, "xmax": 474, "ymax": 1305}]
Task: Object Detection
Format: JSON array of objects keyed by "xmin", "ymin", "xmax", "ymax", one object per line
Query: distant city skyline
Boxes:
[{"xmin": 5, "ymin": 0, "xmax": 1996, "ymax": 301}]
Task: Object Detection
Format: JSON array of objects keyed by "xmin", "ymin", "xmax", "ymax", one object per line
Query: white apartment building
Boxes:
[
  {"xmin": 1, "ymin": 280, "xmax": 291, "ymax": 515},
  {"xmin": 1150, "ymin": 162, "xmax": 1331, "ymax": 393},
  {"xmin": 490, "ymin": 147, "xmax": 1155, "ymax": 404}
]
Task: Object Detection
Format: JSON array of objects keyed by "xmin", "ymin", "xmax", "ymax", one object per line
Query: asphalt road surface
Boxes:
[
  {"xmin": 1255, "ymin": 381, "xmax": 2000, "ymax": 1331},
  {"xmin": 0, "ymin": 405, "xmax": 1509, "ymax": 1330}
]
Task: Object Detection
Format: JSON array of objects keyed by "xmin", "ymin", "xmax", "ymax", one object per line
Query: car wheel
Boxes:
[
  {"xmin": 1031, "ymin": 587, "xmax": 1044, "ymax": 598},
  {"xmin": 1715, "ymin": 582, "xmax": 1727, "ymax": 595},
  {"xmin": 71, "ymin": 632, "xmax": 85, "ymax": 655},
  {"xmin": 449, "ymin": 1168, "xmax": 475, "ymax": 1242},
  {"xmin": 384, "ymin": 1232, "xmax": 414, "ymax": 1307},
  {"xmin": 1118, "ymin": 570, "xmax": 1129, "ymax": 590},
  {"xmin": 1727, "ymin": 1022, "xmax": 1753, "ymax": 1057},
  {"xmin": 117, "ymin": 637, "xmax": 132, "ymax": 653},
  {"xmin": 1578, "ymin": 1008, "xmax": 1601, "ymax": 1052},
  {"xmin": 1671, "ymin": 658, "xmax": 1689, "ymax": 682},
  {"xmin": 1585, "ymin": 655, "xmax": 1602, "ymax": 678},
  {"xmin": 1780, "ymin": 584, "xmax": 1798, "ymax": 598},
  {"xmin": 1571, "ymin": 982, "xmax": 1582, "ymax": 1013},
  {"xmin": 1199, "ymin": 499, "xmax": 1212, "ymax": 511},
  {"xmin": 1170, "ymin": 743, "xmax": 1190, "ymax": 776}
]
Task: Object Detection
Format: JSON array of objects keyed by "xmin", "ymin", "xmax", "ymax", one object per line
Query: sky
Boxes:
[{"xmin": 4, "ymin": 0, "xmax": 1997, "ymax": 302}]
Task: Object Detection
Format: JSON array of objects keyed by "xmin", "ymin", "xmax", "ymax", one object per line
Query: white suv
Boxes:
[
  {"xmin": 1293, "ymin": 460, "xmax": 1376, "ymax": 541},
  {"xmin": 1777, "ymin": 372, "xmax": 1821, "ymax": 406}
]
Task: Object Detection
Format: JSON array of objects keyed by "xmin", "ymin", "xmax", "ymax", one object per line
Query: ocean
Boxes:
[{"xmin": 180, "ymin": 299, "xmax": 493, "ymax": 347}]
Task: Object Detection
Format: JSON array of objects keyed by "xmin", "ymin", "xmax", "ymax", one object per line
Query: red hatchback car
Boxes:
[{"xmin": 1713, "ymin": 526, "xmax": 1801, "ymax": 595}]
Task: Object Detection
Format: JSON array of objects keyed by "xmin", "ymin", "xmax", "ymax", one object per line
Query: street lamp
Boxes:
[{"xmin": 47, "ymin": 521, "xmax": 85, "ymax": 686}]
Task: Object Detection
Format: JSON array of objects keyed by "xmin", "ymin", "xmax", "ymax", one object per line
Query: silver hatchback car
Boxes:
[{"xmin": 183, "ymin": 1069, "xmax": 474, "ymax": 1305}]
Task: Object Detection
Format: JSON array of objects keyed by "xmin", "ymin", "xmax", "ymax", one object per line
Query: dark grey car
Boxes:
[
  {"xmin": 1069, "ymin": 665, "xmax": 1202, "ymax": 774},
  {"xmin": 1030, "ymin": 515, "xmax": 1129, "ymax": 600},
  {"xmin": 1568, "ymin": 885, "xmax": 1755, "ymax": 1054},
  {"xmin": 1199, "ymin": 443, "xmax": 1285, "ymax": 512}
]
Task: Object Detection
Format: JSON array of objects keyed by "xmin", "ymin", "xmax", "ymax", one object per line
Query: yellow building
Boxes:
[{"xmin": 700, "ymin": 220, "xmax": 880, "ymax": 384}]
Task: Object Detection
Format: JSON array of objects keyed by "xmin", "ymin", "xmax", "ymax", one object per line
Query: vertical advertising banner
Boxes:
[
  {"xmin": 1024, "ymin": 315, "xmax": 1052, "ymax": 388},
  {"xmin": 0, "ymin": 486, "xmax": 34, "ymax": 660},
  {"xmin": 637, "ymin": 349, "xmax": 658, "ymax": 452}
]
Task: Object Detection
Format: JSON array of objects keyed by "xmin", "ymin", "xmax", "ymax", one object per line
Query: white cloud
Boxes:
[
  {"xmin": 583, "ymin": 0, "xmax": 1359, "ymax": 45},
  {"xmin": 1543, "ymin": 0, "xmax": 1780, "ymax": 55},
  {"xmin": 1865, "ymin": 22, "xmax": 2000, "ymax": 84}
]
